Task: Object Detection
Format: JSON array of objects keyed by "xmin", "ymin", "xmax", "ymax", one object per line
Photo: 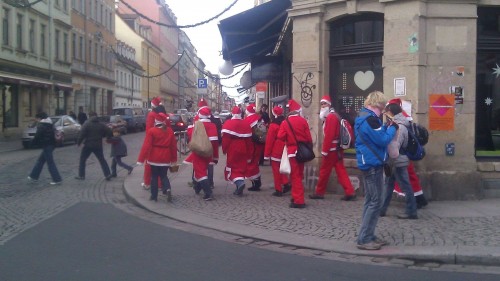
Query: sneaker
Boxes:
[
  {"xmin": 373, "ymin": 238, "xmax": 389, "ymax": 246},
  {"xmin": 27, "ymin": 176, "xmax": 38, "ymax": 182},
  {"xmin": 203, "ymin": 194, "xmax": 214, "ymax": 201},
  {"xmin": 271, "ymin": 190, "xmax": 283, "ymax": 197},
  {"xmin": 50, "ymin": 181, "xmax": 62, "ymax": 185},
  {"xmin": 397, "ymin": 214, "xmax": 418, "ymax": 220},
  {"xmin": 308, "ymin": 194, "xmax": 324, "ymax": 199},
  {"xmin": 166, "ymin": 189, "xmax": 172, "ymax": 203},
  {"xmin": 74, "ymin": 176, "xmax": 85, "ymax": 180},
  {"xmin": 141, "ymin": 183, "xmax": 150, "ymax": 190},
  {"xmin": 127, "ymin": 168, "xmax": 133, "ymax": 175},
  {"xmin": 341, "ymin": 195, "xmax": 357, "ymax": 201},
  {"xmin": 357, "ymin": 241, "xmax": 381, "ymax": 250},
  {"xmin": 105, "ymin": 175, "xmax": 112, "ymax": 181}
]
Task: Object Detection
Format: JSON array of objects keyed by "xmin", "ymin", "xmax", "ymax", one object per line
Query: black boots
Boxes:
[
  {"xmin": 199, "ymin": 179, "xmax": 213, "ymax": 201},
  {"xmin": 248, "ymin": 177, "xmax": 262, "ymax": 191},
  {"xmin": 282, "ymin": 183, "xmax": 291, "ymax": 194},
  {"xmin": 415, "ymin": 194, "xmax": 428, "ymax": 209}
]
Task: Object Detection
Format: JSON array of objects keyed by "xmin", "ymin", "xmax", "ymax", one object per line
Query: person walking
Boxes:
[
  {"xmin": 244, "ymin": 103, "xmax": 264, "ymax": 191},
  {"xmin": 263, "ymin": 106, "xmax": 291, "ymax": 197},
  {"xmin": 309, "ymin": 95, "xmax": 356, "ymax": 201},
  {"xmin": 107, "ymin": 128, "xmax": 134, "ymax": 177},
  {"xmin": 221, "ymin": 106, "xmax": 253, "ymax": 196},
  {"xmin": 184, "ymin": 107, "xmax": 219, "ymax": 201},
  {"xmin": 137, "ymin": 113, "xmax": 177, "ymax": 202},
  {"xmin": 77, "ymin": 106, "xmax": 88, "ymax": 125},
  {"xmin": 277, "ymin": 99, "xmax": 313, "ymax": 208},
  {"xmin": 379, "ymin": 102, "xmax": 418, "ymax": 219},
  {"xmin": 354, "ymin": 91, "xmax": 397, "ymax": 250},
  {"xmin": 75, "ymin": 112, "xmax": 113, "ymax": 181},
  {"xmin": 142, "ymin": 97, "xmax": 165, "ymax": 190},
  {"xmin": 387, "ymin": 98, "xmax": 429, "ymax": 209},
  {"xmin": 28, "ymin": 112, "xmax": 62, "ymax": 185}
]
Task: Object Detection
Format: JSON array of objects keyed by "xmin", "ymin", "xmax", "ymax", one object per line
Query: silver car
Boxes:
[{"xmin": 21, "ymin": 115, "xmax": 81, "ymax": 148}]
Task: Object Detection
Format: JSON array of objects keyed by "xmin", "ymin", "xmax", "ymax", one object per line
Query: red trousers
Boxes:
[
  {"xmin": 394, "ymin": 162, "xmax": 423, "ymax": 196},
  {"xmin": 246, "ymin": 143, "xmax": 264, "ymax": 179},
  {"xmin": 271, "ymin": 161, "xmax": 289, "ymax": 191},
  {"xmin": 290, "ymin": 157, "xmax": 305, "ymax": 204},
  {"xmin": 314, "ymin": 151, "xmax": 355, "ymax": 196}
]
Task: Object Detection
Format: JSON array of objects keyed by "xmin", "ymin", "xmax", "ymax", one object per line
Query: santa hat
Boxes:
[
  {"xmin": 320, "ymin": 95, "xmax": 331, "ymax": 105},
  {"xmin": 231, "ymin": 106, "xmax": 241, "ymax": 115},
  {"xmin": 198, "ymin": 107, "xmax": 211, "ymax": 119},
  {"xmin": 287, "ymin": 99, "xmax": 302, "ymax": 112},
  {"xmin": 154, "ymin": 113, "xmax": 168, "ymax": 126},
  {"xmin": 151, "ymin": 97, "xmax": 162, "ymax": 108},
  {"xmin": 198, "ymin": 98, "xmax": 208, "ymax": 109},
  {"xmin": 272, "ymin": 106, "xmax": 283, "ymax": 116},
  {"xmin": 246, "ymin": 103, "xmax": 256, "ymax": 114},
  {"xmin": 387, "ymin": 98, "xmax": 402, "ymax": 106}
]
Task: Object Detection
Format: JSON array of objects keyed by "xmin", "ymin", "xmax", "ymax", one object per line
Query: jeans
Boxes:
[
  {"xmin": 208, "ymin": 164, "xmax": 214, "ymax": 187},
  {"xmin": 78, "ymin": 146, "xmax": 111, "ymax": 178},
  {"xmin": 381, "ymin": 165, "xmax": 417, "ymax": 216},
  {"xmin": 111, "ymin": 156, "xmax": 133, "ymax": 176},
  {"xmin": 150, "ymin": 165, "xmax": 171, "ymax": 199},
  {"xmin": 357, "ymin": 166, "xmax": 383, "ymax": 245},
  {"xmin": 29, "ymin": 145, "xmax": 62, "ymax": 182}
]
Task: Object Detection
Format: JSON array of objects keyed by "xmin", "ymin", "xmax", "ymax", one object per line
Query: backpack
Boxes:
[
  {"xmin": 333, "ymin": 113, "xmax": 354, "ymax": 149},
  {"xmin": 54, "ymin": 127, "xmax": 63, "ymax": 144},
  {"xmin": 251, "ymin": 119, "xmax": 267, "ymax": 144},
  {"xmin": 402, "ymin": 122, "xmax": 428, "ymax": 161}
]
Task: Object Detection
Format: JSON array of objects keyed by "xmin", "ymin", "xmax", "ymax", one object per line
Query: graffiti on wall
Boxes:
[{"xmin": 294, "ymin": 72, "xmax": 316, "ymax": 108}]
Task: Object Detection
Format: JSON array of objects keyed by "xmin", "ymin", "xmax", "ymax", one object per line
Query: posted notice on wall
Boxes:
[
  {"xmin": 394, "ymin": 77, "xmax": 406, "ymax": 97},
  {"xmin": 429, "ymin": 94, "xmax": 455, "ymax": 131}
]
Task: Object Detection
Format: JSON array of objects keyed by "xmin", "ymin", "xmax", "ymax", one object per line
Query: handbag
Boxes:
[
  {"xmin": 285, "ymin": 119, "xmax": 315, "ymax": 162},
  {"xmin": 358, "ymin": 130, "xmax": 392, "ymax": 177},
  {"xmin": 188, "ymin": 121, "xmax": 213, "ymax": 158},
  {"xmin": 279, "ymin": 146, "xmax": 291, "ymax": 174}
]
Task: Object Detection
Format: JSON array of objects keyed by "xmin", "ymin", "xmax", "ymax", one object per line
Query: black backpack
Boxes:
[{"xmin": 402, "ymin": 122, "xmax": 428, "ymax": 161}]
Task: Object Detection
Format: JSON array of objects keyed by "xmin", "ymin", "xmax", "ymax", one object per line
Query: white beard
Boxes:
[{"xmin": 319, "ymin": 107, "xmax": 330, "ymax": 121}]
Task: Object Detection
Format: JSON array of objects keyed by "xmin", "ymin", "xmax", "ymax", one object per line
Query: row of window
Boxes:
[
  {"xmin": 72, "ymin": 0, "xmax": 114, "ymax": 32},
  {"xmin": 71, "ymin": 33, "xmax": 113, "ymax": 69},
  {"xmin": 115, "ymin": 69, "xmax": 141, "ymax": 91}
]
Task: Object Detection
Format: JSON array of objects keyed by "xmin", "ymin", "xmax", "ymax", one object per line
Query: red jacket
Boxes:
[
  {"xmin": 264, "ymin": 117, "xmax": 286, "ymax": 161},
  {"xmin": 138, "ymin": 126, "xmax": 177, "ymax": 165},
  {"xmin": 145, "ymin": 110, "xmax": 157, "ymax": 130},
  {"xmin": 185, "ymin": 119, "xmax": 219, "ymax": 162},
  {"xmin": 277, "ymin": 114, "xmax": 313, "ymax": 158},
  {"xmin": 321, "ymin": 111, "xmax": 341, "ymax": 156}
]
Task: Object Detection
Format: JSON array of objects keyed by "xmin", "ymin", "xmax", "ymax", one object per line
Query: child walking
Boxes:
[{"xmin": 107, "ymin": 128, "xmax": 134, "ymax": 177}]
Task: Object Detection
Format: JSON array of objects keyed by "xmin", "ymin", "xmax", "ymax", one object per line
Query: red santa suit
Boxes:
[
  {"xmin": 221, "ymin": 107, "xmax": 252, "ymax": 184},
  {"xmin": 264, "ymin": 106, "xmax": 289, "ymax": 193},
  {"xmin": 277, "ymin": 99, "xmax": 313, "ymax": 207},
  {"xmin": 312, "ymin": 96, "xmax": 355, "ymax": 199},
  {"xmin": 143, "ymin": 97, "xmax": 162, "ymax": 187},
  {"xmin": 184, "ymin": 108, "xmax": 219, "ymax": 182},
  {"xmin": 244, "ymin": 104, "xmax": 264, "ymax": 181}
]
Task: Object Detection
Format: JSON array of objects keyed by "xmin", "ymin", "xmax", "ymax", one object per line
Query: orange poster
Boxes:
[{"xmin": 429, "ymin": 94, "xmax": 455, "ymax": 131}]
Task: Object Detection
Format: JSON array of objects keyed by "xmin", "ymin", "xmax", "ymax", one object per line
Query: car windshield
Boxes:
[
  {"xmin": 113, "ymin": 109, "xmax": 128, "ymax": 115},
  {"xmin": 110, "ymin": 116, "xmax": 122, "ymax": 122},
  {"xmin": 169, "ymin": 115, "xmax": 182, "ymax": 122}
]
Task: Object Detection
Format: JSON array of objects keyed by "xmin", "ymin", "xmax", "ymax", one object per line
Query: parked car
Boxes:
[
  {"xmin": 97, "ymin": 115, "xmax": 128, "ymax": 135},
  {"xmin": 169, "ymin": 113, "xmax": 189, "ymax": 132},
  {"xmin": 21, "ymin": 115, "xmax": 81, "ymax": 148},
  {"xmin": 112, "ymin": 107, "xmax": 147, "ymax": 132}
]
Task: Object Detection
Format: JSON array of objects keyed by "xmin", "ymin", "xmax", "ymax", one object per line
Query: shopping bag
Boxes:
[
  {"xmin": 188, "ymin": 121, "xmax": 213, "ymax": 158},
  {"xmin": 279, "ymin": 146, "xmax": 291, "ymax": 174}
]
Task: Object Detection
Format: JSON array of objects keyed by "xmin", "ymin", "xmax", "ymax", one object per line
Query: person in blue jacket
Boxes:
[{"xmin": 354, "ymin": 91, "xmax": 398, "ymax": 251}]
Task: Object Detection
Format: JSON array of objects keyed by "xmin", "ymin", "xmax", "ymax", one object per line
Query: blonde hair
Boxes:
[{"xmin": 364, "ymin": 91, "xmax": 387, "ymax": 108}]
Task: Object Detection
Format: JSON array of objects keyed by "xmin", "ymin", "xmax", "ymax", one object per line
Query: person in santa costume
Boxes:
[
  {"xmin": 386, "ymin": 98, "xmax": 429, "ymax": 209},
  {"xmin": 264, "ymin": 106, "xmax": 291, "ymax": 197},
  {"xmin": 309, "ymin": 95, "xmax": 356, "ymax": 201},
  {"xmin": 137, "ymin": 113, "xmax": 177, "ymax": 202},
  {"xmin": 244, "ymin": 103, "xmax": 265, "ymax": 191},
  {"xmin": 221, "ymin": 106, "xmax": 253, "ymax": 196},
  {"xmin": 277, "ymin": 99, "xmax": 313, "ymax": 208},
  {"xmin": 142, "ymin": 97, "xmax": 166, "ymax": 190},
  {"xmin": 184, "ymin": 107, "xmax": 219, "ymax": 201}
]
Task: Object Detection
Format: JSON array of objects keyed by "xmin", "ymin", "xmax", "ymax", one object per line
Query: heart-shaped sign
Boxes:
[{"xmin": 354, "ymin": 71, "xmax": 375, "ymax": 91}]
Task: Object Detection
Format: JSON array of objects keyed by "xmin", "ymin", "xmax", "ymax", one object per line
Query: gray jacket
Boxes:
[
  {"xmin": 387, "ymin": 113, "xmax": 409, "ymax": 168},
  {"xmin": 77, "ymin": 116, "xmax": 112, "ymax": 148}
]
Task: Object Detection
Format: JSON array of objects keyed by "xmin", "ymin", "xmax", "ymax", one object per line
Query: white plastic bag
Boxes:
[{"xmin": 279, "ymin": 146, "xmax": 291, "ymax": 174}]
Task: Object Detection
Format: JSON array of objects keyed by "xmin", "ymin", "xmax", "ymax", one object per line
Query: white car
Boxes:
[{"xmin": 21, "ymin": 115, "xmax": 81, "ymax": 148}]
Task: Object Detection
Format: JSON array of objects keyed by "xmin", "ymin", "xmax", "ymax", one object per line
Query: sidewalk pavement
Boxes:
[
  {"xmin": 123, "ymin": 155, "xmax": 500, "ymax": 267},
  {"xmin": 0, "ymin": 139, "xmax": 23, "ymax": 153}
]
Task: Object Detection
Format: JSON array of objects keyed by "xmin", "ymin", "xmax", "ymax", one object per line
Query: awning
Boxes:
[{"xmin": 218, "ymin": 0, "xmax": 291, "ymax": 65}]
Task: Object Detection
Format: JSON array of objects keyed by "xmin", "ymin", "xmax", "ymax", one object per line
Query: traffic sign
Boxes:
[{"xmin": 198, "ymin": 78, "xmax": 207, "ymax": 88}]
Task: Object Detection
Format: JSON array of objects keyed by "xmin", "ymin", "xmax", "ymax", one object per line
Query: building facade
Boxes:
[
  {"xmin": 286, "ymin": 0, "xmax": 500, "ymax": 199},
  {"xmin": 0, "ymin": 0, "xmax": 72, "ymax": 139},
  {"xmin": 71, "ymin": 0, "xmax": 116, "ymax": 116}
]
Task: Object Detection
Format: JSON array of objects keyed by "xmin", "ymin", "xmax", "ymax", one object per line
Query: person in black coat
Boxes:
[
  {"xmin": 77, "ymin": 106, "xmax": 88, "ymax": 125},
  {"xmin": 106, "ymin": 128, "xmax": 133, "ymax": 177},
  {"xmin": 28, "ymin": 112, "xmax": 62, "ymax": 184},
  {"xmin": 75, "ymin": 112, "xmax": 113, "ymax": 180}
]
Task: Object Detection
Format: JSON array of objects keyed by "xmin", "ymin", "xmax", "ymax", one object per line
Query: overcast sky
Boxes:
[{"xmin": 167, "ymin": 0, "xmax": 254, "ymax": 99}]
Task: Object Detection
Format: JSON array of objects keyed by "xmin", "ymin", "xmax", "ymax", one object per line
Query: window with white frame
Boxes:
[
  {"xmin": 40, "ymin": 24, "xmax": 46, "ymax": 56},
  {"xmin": 16, "ymin": 13, "xmax": 23, "ymax": 50},
  {"xmin": 2, "ymin": 8, "xmax": 9, "ymax": 46},
  {"xmin": 29, "ymin": 19, "xmax": 35, "ymax": 53}
]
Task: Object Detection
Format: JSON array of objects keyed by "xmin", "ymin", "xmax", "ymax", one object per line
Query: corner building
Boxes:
[{"xmin": 286, "ymin": 0, "xmax": 500, "ymax": 200}]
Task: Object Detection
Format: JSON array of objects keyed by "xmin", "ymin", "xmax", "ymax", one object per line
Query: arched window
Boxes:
[{"xmin": 329, "ymin": 13, "xmax": 384, "ymax": 124}]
